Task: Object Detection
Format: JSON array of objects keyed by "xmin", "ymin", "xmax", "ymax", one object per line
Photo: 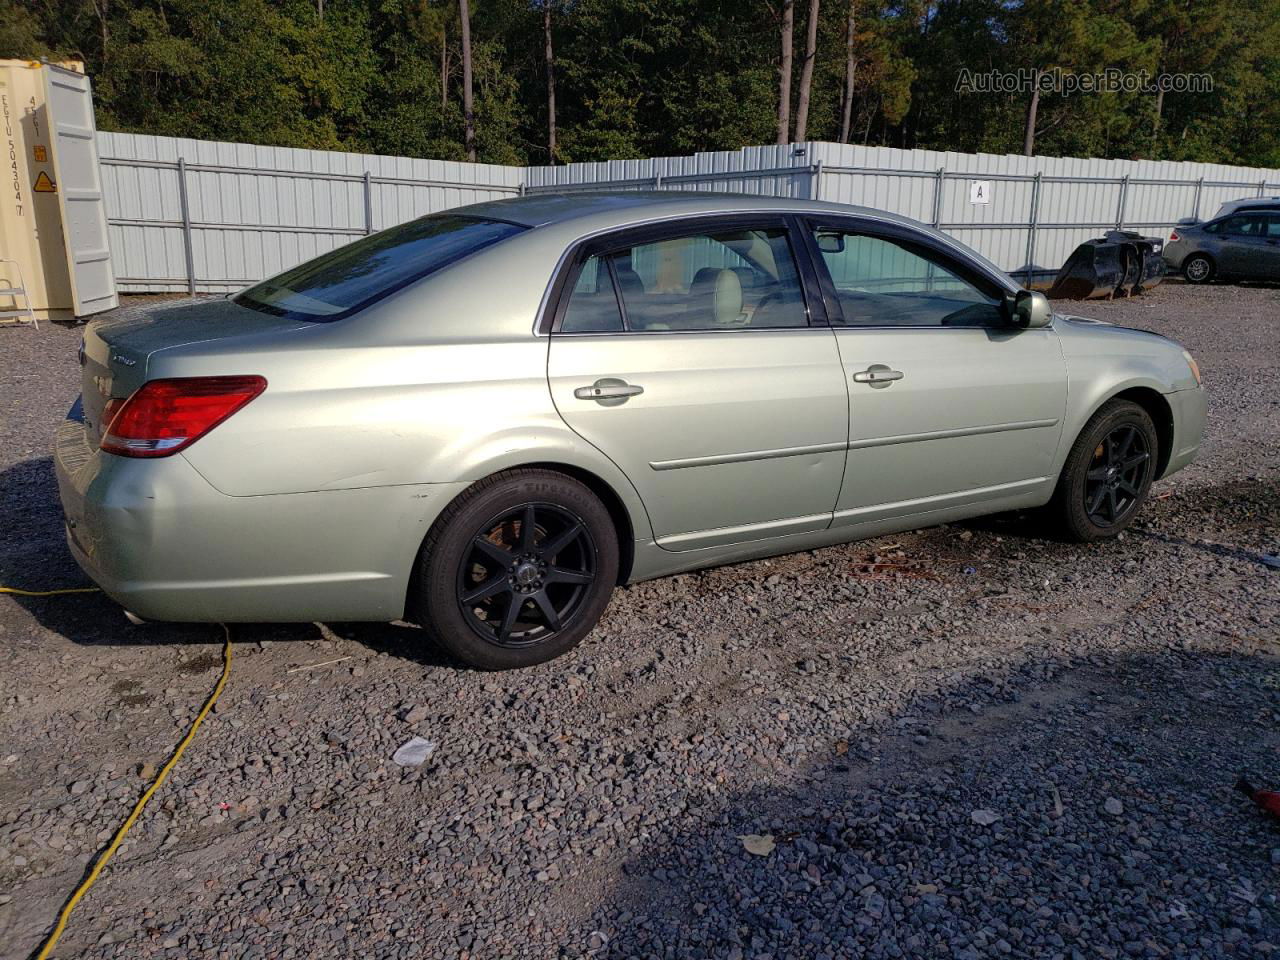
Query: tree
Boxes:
[
  {"xmin": 543, "ymin": 0, "xmax": 557, "ymax": 162},
  {"xmin": 0, "ymin": 0, "xmax": 51, "ymax": 58},
  {"xmin": 1022, "ymin": 68, "xmax": 1041, "ymax": 156},
  {"xmin": 441, "ymin": 13, "xmax": 450, "ymax": 114},
  {"xmin": 459, "ymin": 0, "xmax": 476, "ymax": 161},
  {"xmin": 1001, "ymin": 0, "xmax": 1155, "ymax": 158},
  {"xmin": 792, "ymin": 0, "xmax": 820, "ymax": 142},
  {"xmin": 838, "ymin": 0, "xmax": 856, "ymax": 142},
  {"xmin": 776, "ymin": 0, "xmax": 794, "ymax": 144},
  {"xmin": 6, "ymin": 0, "xmax": 1278, "ymax": 169}
]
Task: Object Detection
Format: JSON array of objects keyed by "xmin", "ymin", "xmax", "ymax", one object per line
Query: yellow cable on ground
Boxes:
[
  {"xmin": 0, "ymin": 586, "xmax": 100, "ymax": 597},
  {"xmin": 32, "ymin": 623, "xmax": 233, "ymax": 960}
]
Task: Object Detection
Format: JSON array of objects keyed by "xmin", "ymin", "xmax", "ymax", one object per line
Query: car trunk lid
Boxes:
[{"xmin": 80, "ymin": 298, "xmax": 308, "ymax": 443}]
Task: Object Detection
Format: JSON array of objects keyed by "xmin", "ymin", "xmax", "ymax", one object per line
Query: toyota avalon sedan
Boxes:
[{"xmin": 56, "ymin": 193, "xmax": 1206, "ymax": 669}]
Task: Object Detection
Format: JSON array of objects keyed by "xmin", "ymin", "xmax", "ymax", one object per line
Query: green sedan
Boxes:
[{"xmin": 56, "ymin": 193, "xmax": 1206, "ymax": 669}]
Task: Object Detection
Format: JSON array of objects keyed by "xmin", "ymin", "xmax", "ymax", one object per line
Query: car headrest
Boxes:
[
  {"xmin": 613, "ymin": 265, "xmax": 646, "ymax": 298},
  {"xmin": 689, "ymin": 267, "xmax": 743, "ymax": 325}
]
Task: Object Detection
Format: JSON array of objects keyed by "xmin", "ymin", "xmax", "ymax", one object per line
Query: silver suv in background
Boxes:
[
  {"xmin": 1212, "ymin": 196, "xmax": 1280, "ymax": 219},
  {"xmin": 1164, "ymin": 209, "xmax": 1280, "ymax": 284}
]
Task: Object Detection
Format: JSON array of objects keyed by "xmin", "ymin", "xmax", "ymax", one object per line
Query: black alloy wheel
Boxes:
[
  {"xmin": 1047, "ymin": 399, "xmax": 1159, "ymax": 542},
  {"xmin": 456, "ymin": 502, "xmax": 596, "ymax": 647},
  {"xmin": 415, "ymin": 468, "xmax": 619, "ymax": 670},
  {"xmin": 1083, "ymin": 424, "xmax": 1152, "ymax": 527}
]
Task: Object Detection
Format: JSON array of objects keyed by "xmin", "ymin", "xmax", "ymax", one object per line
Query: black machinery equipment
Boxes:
[{"xmin": 1047, "ymin": 230, "xmax": 1166, "ymax": 300}]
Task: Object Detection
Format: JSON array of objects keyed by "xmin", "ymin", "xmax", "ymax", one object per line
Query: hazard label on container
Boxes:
[
  {"xmin": 32, "ymin": 170, "xmax": 55, "ymax": 192},
  {"xmin": 33, "ymin": 144, "xmax": 47, "ymax": 162}
]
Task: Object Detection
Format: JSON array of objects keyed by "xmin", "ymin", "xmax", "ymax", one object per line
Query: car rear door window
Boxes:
[
  {"xmin": 810, "ymin": 228, "xmax": 1004, "ymax": 327},
  {"xmin": 1240, "ymin": 215, "xmax": 1267, "ymax": 236},
  {"xmin": 1218, "ymin": 215, "xmax": 1266, "ymax": 236},
  {"xmin": 561, "ymin": 256, "xmax": 625, "ymax": 333},
  {"xmin": 234, "ymin": 215, "xmax": 525, "ymax": 321},
  {"xmin": 586, "ymin": 227, "xmax": 810, "ymax": 332}
]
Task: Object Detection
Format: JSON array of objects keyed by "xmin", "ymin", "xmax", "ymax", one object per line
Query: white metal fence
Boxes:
[
  {"xmin": 99, "ymin": 133, "xmax": 523, "ymax": 293},
  {"xmin": 526, "ymin": 142, "xmax": 1280, "ymax": 283},
  {"xmin": 99, "ymin": 133, "xmax": 1280, "ymax": 293}
]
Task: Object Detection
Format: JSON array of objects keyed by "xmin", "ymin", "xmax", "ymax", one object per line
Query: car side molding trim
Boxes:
[
  {"xmin": 648, "ymin": 419, "xmax": 1057, "ymax": 471},
  {"xmin": 847, "ymin": 418, "xmax": 1059, "ymax": 451},
  {"xmin": 833, "ymin": 476, "xmax": 1049, "ymax": 524},
  {"xmin": 650, "ymin": 441, "xmax": 847, "ymax": 471},
  {"xmin": 656, "ymin": 511, "xmax": 833, "ymax": 550}
]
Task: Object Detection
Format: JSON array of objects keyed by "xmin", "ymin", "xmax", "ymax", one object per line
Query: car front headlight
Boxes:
[{"xmin": 1182, "ymin": 349, "xmax": 1202, "ymax": 386}]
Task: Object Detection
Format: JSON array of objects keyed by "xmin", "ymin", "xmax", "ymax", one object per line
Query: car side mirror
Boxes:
[
  {"xmin": 816, "ymin": 231, "xmax": 846, "ymax": 254},
  {"xmin": 1012, "ymin": 290, "xmax": 1052, "ymax": 329}
]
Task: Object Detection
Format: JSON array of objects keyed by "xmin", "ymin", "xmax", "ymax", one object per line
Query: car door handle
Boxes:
[
  {"xmin": 852, "ymin": 365, "xmax": 904, "ymax": 387},
  {"xmin": 574, "ymin": 378, "xmax": 644, "ymax": 405}
]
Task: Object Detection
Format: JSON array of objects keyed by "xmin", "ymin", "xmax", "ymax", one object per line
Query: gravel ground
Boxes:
[{"xmin": 1, "ymin": 281, "xmax": 1277, "ymax": 960}]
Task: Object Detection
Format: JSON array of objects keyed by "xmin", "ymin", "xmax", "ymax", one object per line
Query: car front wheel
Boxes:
[
  {"xmin": 414, "ymin": 469, "xmax": 619, "ymax": 669},
  {"xmin": 1048, "ymin": 399, "xmax": 1158, "ymax": 542}
]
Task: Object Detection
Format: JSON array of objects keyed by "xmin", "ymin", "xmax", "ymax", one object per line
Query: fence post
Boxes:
[
  {"xmin": 363, "ymin": 171, "xmax": 373, "ymax": 235},
  {"xmin": 1260, "ymin": 178, "xmax": 1268, "ymax": 198},
  {"xmin": 1115, "ymin": 175, "xmax": 1129, "ymax": 230},
  {"xmin": 1024, "ymin": 171, "xmax": 1042, "ymax": 287},
  {"xmin": 810, "ymin": 160, "xmax": 824, "ymax": 201},
  {"xmin": 176, "ymin": 157, "xmax": 196, "ymax": 297},
  {"xmin": 1192, "ymin": 176, "xmax": 1204, "ymax": 220},
  {"xmin": 654, "ymin": 170, "xmax": 663, "ymax": 190},
  {"xmin": 930, "ymin": 167, "xmax": 945, "ymax": 228}
]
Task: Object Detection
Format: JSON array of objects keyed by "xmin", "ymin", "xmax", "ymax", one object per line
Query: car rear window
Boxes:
[{"xmin": 233, "ymin": 215, "xmax": 525, "ymax": 321}]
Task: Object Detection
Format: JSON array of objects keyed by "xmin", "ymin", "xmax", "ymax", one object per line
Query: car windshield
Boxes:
[{"xmin": 234, "ymin": 215, "xmax": 525, "ymax": 321}]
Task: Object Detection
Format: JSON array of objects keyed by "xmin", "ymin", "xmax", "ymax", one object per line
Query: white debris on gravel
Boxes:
[{"xmin": 391, "ymin": 736, "xmax": 437, "ymax": 767}]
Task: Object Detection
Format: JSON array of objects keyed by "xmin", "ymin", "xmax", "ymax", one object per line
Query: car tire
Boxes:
[
  {"xmin": 1183, "ymin": 254, "xmax": 1214, "ymax": 284},
  {"xmin": 1047, "ymin": 400, "xmax": 1159, "ymax": 542},
  {"xmin": 413, "ymin": 468, "xmax": 618, "ymax": 670}
]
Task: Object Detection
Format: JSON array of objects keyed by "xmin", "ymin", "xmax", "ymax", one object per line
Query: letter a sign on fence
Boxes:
[{"xmin": 969, "ymin": 180, "xmax": 991, "ymax": 204}]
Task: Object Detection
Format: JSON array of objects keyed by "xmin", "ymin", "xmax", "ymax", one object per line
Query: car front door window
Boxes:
[{"xmin": 810, "ymin": 229, "xmax": 1005, "ymax": 328}]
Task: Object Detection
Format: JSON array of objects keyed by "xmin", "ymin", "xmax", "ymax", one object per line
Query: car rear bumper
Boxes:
[
  {"xmin": 54, "ymin": 405, "xmax": 468, "ymax": 622},
  {"xmin": 1161, "ymin": 240, "xmax": 1191, "ymax": 271},
  {"xmin": 1161, "ymin": 386, "xmax": 1207, "ymax": 479}
]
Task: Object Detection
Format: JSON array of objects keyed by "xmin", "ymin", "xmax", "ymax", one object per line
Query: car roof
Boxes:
[
  {"xmin": 449, "ymin": 190, "xmax": 1017, "ymax": 294},
  {"xmin": 456, "ymin": 190, "xmax": 923, "ymax": 231},
  {"xmin": 1214, "ymin": 198, "xmax": 1280, "ymax": 216}
]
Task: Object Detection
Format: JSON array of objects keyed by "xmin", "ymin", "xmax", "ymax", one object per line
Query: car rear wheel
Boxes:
[
  {"xmin": 1183, "ymin": 254, "xmax": 1214, "ymax": 284},
  {"xmin": 1047, "ymin": 400, "xmax": 1158, "ymax": 542},
  {"xmin": 414, "ymin": 469, "xmax": 618, "ymax": 670}
]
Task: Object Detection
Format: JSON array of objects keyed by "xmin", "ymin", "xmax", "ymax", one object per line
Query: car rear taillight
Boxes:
[
  {"xmin": 101, "ymin": 396, "xmax": 126, "ymax": 431},
  {"xmin": 100, "ymin": 376, "xmax": 267, "ymax": 458},
  {"xmin": 1169, "ymin": 230, "xmax": 1180, "ymax": 242}
]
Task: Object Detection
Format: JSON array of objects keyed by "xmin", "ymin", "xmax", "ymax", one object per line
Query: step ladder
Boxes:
[{"xmin": 0, "ymin": 259, "xmax": 38, "ymax": 330}]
